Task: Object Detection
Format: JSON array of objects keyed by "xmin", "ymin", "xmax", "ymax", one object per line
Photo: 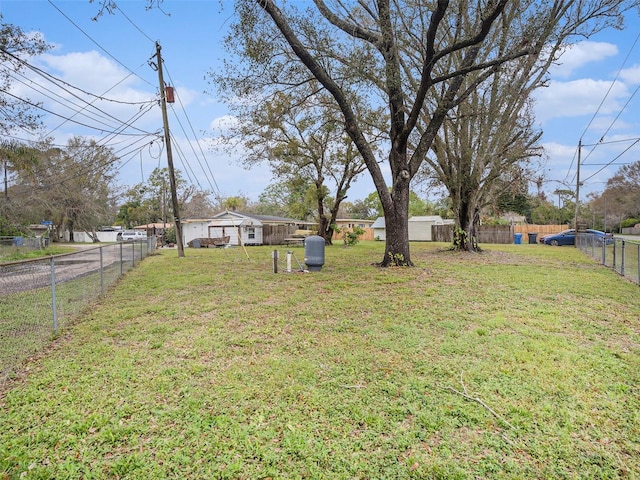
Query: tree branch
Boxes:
[{"xmin": 439, "ymin": 372, "xmax": 516, "ymax": 430}]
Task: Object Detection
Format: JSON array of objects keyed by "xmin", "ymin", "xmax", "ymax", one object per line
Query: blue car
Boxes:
[
  {"xmin": 543, "ymin": 229, "xmax": 613, "ymax": 246},
  {"xmin": 543, "ymin": 229, "xmax": 576, "ymax": 246}
]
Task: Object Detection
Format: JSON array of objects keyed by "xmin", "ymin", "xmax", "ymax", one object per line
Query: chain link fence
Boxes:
[
  {"xmin": 0, "ymin": 235, "xmax": 44, "ymax": 253},
  {"xmin": 577, "ymin": 234, "xmax": 640, "ymax": 285},
  {"xmin": 0, "ymin": 239, "xmax": 155, "ymax": 390}
]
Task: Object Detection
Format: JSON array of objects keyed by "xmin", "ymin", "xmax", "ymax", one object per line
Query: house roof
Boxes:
[
  {"xmin": 409, "ymin": 216, "xmax": 444, "ymax": 222},
  {"xmin": 210, "ymin": 211, "xmax": 303, "ymax": 225},
  {"xmin": 209, "ymin": 218, "xmax": 262, "ymax": 227},
  {"xmin": 371, "ymin": 217, "xmax": 385, "ymax": 228},
  {"xmin": 134, "ymin": 223, "xmax": 169, "ymax": 229},
  {"xmin": 182, "ymin": 218, "xmax": 215, "ymax": 224},
  {"xmin": 183, "ymin": 211, "xmax": 310, "ymax": 226},
  {"xmin": 249, "ymin": 214, "xmax": 299, "ymax": 225},
  {"xmin": 335, "ymin": 218, "xmax": 375, "ymax": 225}
]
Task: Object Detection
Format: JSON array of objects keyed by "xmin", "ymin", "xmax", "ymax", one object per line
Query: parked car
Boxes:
[
  {"xmin": 116, "ymin": 230, "xmax": 147, "ymax": 241},
  {"xmin": 587, "ymin": 230, "xmax": 614, "ymax": 245},
  {"xmin": 543, "ymin": 229, "xmax": 612, "ymax": 246},
  {"xmin": 538, "ymin": 229, "xmax": 574, "ymax": 244},
  {"xmin": 543, "ymin": 230, "xmax": 576, "ymax": 246}
]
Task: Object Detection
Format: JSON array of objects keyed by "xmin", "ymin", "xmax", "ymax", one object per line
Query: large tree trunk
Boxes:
[
  {"xmin": 316, "ymin": 186, "xmax": 333, "ymax": 245},
  {"xmin": 379, "ymin": 177, "xmax": 413, "ymax": 266},
  {"xmin": 453, "ymin": 194, "xmax": 480, "ymax": 252},
  {"xmin": 318, "ymin": 214, "xmax": 332, "ymax": 245}
]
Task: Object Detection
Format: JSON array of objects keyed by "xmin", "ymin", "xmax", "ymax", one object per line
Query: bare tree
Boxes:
[{"xmin": 414, "ymin": 0, "xmax": 631, "ymax": 250}]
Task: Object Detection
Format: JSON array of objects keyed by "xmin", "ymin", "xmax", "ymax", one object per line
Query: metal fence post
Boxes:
[
  {"xmin": 621, "ymin": 240, "xmax": 625, "ymax": 277},
  {"xmin": 119, "ymin": 242, "xmax": 123, "ymax": 276},
  {"xmin": 100, "ymin": 246, "xmax": 104, "ymax": 295},
  {"xmin": 50, "ymin": 256, "xmax": 58, "ymax": 335}
]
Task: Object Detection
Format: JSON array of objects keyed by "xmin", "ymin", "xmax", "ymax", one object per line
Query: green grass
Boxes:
[
  {"xmin": 0, "ymin": 245, "xmax": 75, "ymax": 262},
  {"xmin": 1, "ymin": 242, "xmax": 639, "ymax": 479},
  {"xmin": 0, "ymin": 262, "xmax": 123, "ymax": 383}
]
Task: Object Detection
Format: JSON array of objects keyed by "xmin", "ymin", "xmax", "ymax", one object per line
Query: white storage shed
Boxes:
[
  {"xmin": 408, "ymin": 216, "xmax": 444, "ymax": 241},
  {"xmin": 371, "ymin": 217, "xmax": 386, "ymax": 241}
]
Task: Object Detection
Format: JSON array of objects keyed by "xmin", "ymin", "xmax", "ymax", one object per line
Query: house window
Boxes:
[{"xmin": 247, "ymin": 227, "xmax": 255, "ymax": 239}]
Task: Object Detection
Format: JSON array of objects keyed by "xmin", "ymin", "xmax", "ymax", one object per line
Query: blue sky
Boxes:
[{"xmin": 2, "ymin": 0, "xmax": 640, "ymax": 205}]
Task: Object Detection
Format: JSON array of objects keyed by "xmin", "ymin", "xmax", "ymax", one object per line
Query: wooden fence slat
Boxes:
[{"xmin": 432, "ymin": 224, "xmax": 570, "ymax": 244}]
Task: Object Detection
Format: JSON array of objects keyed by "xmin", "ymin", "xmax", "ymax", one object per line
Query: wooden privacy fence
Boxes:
[
  {"xmin": 514, "ymin": 224, "xmax": 569, "ymax": 236},
  {"xmin": 331, "ymin": 227, "xmax": 375, "ymax": 242},
  {"xmin": 432, "ymin": 224, "xmax": 570, "ymax": 244},
  {"xmin": 432, "ymin": 225, "xmax": 454, "ymax": 242},
  {"xmin": 477, "ymin": 225, "xmax": 513, "ymax": 244},
  {"xmin": 265, "ymin": 223, "xmax": 571, "ymax": 245},
  {"xmin": 262, "ymin": 225, "xmax": 297, "ymax": 245},
  {"xmin": 265, "ymin": 225, "xmax": 376, "ymax": 245}
]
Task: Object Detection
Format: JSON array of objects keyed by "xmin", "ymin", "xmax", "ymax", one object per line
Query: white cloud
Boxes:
[
  {"xmin": 619, "ymin": 64, "xmax": 640, "ymax": 85},
  {"xmin": 39, "ymin": 51, "xmax": 139, "ymax": 93},
  {"xmin": 209, "ymin": 114, "xmax": 238, "ymax": 132},
  {"xmin": 548, "ymin": 41, "xmax": 618, "ymax": 78},
  {"xmin": 534, "ymin": 78, "xmax": 627, "ymax": 122}
]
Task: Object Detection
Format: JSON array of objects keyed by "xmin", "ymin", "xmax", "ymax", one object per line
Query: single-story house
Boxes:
[
  {"xmin": 334, "ymin": 218, "xmax": 375, "ymax": 230},
  {"xmin": 181, "ymin": 212, "xmax": 264, "ymax": 246},
  {"xmin": 135, "ymin": 223, "xmax": 168, "ymax": 237}
]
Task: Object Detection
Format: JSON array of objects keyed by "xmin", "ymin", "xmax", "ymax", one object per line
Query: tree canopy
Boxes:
[
  {"xmin": 212, "ymin": 76, "xmax": 374, "ymax": 243},
  {"xmin": 0, "ymin": 16, "xmax": 50, "ymax": 136},
  {"xmin": 3, "ymin": 137, "xmax": 121, "ymax": 241},
  {"xmin": 218, "ymin": 0, "xmax": 636, "ymax": 265},
  {"xmin": 117, "ymin": 167, "xmax": 215, "ymax": 227},
  {"xmin": 588, "ymin": 160, "xmax": 640, "ymax": 231}
]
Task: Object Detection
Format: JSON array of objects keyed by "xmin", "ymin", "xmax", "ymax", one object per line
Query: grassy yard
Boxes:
[
  {"xmin": 0, "ymin": 244, "xmax": 75, "ymax": 262},
  {"xmin": 1, "ymin": 242, "xmax": 639, "ymax": 479}
]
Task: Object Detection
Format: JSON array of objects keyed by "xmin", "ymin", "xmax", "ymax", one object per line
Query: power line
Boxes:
[
  {"xmin": 114, "ymin": 2, "xmax": 157, "ymax": 44},
  {"xmin": 1, "ymin": 46, "xmax": 159, "ymax": 138},
  {"xmin": 165, "ymin": 67, "xmax": 222, "ymax": 198},
  {"xmin": 581, "ymin": 136, "xmax": 640, "ymax": 147},
  {"xmin": 579, "ymin": 30, "xmax": 640, "ymax": 142},
  {"xmin": 581, "ymin": 138, "xmax": 640, "ymax": 183},
  {"xmin": 2, "ymin": 89, "xmax": 149, "ymax": 137},
  {"xmin": 9, "ymin": 1, "xmax": 218, "ymax": 202},
  {"xmin": 8, "ymin": 69, "xmax": 148, "ymax": 136},
  {"xmin": 47, "ymin": 0, "xmax": 155, "ymax": 89},
  {"xmin": 564, "ymin": 30, "xmax": 640, "ymax": 185}
]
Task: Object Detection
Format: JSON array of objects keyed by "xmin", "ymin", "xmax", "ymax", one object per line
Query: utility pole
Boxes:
[
  {"xmin": 155, "ymin": 41, "xmax": 184, "ymax": 257},
  {"xmin": 3, "ymin": 159, "xmax": 7, "ymax": 200},
  {"xmin": 574, "ymin": 139, "xmax": 582, "ymax": 246}
]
